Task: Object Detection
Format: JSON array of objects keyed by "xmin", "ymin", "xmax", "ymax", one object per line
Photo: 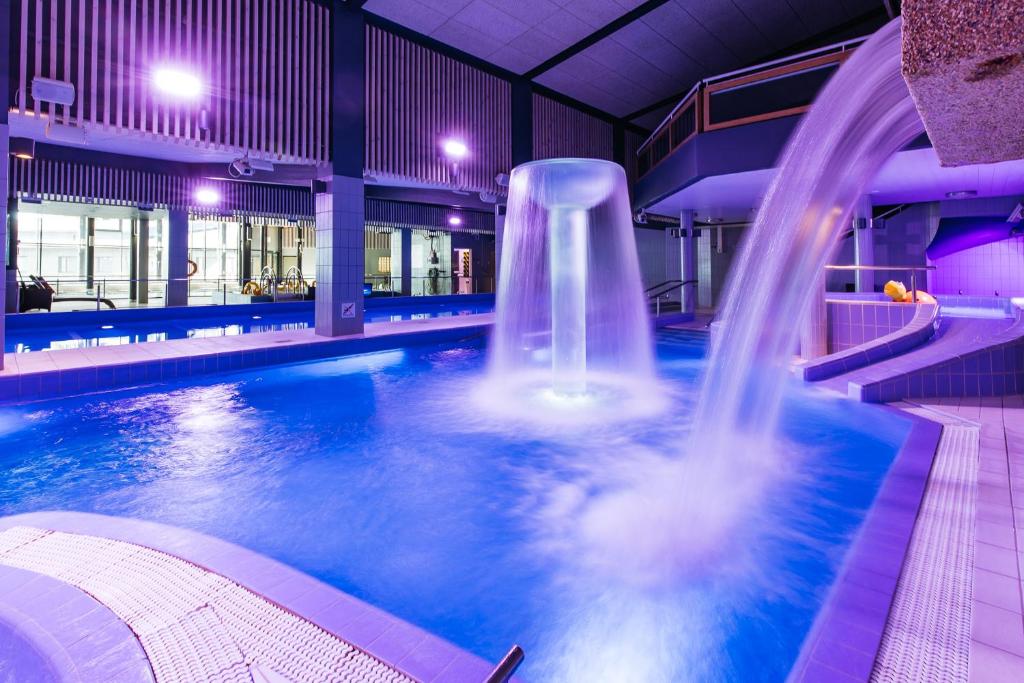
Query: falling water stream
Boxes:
[{"xmin": 695, "ymin": 18, "xmax": 924, "ymax": 447}]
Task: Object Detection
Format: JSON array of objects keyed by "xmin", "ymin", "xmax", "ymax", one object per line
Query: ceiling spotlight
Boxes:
[
  {"xmin": 194, "ymin": 187, "xmax": 220, "ymax": 205},
  {"xmin": 153, "ymin": 67, "xmax": 202, "ymax": 98},
  {"xmin": 945, "ymin": 189, "xmax": 978, "ymax": 199},
  {"xmin": 441, "ymin": 138, "xmax": 469, "ymax": 160}
]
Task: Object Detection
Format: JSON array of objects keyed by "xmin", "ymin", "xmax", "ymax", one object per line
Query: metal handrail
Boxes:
[
  {"xmin": 484, "ymin": 645, "xmax": 524, "ymax": 683},
  {"xmin": 638, "ymin": 34, "xmax": 868, "ymax": 156},
  {"xmin": 825, "ymin": 264, "xmax": 936, "ymax": 301},
  {"xmin": 647, "ymin": 279, "xmax": 698, "ymax": 316}
]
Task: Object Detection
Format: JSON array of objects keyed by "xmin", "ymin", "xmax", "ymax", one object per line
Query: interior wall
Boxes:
[
  {"xmin": 634, "ymin": 227, "xmax": 667, "ymax": 290},
  {"xmin": 922, "ymin": 195, "xmax": 1023, "ymax": 297}
]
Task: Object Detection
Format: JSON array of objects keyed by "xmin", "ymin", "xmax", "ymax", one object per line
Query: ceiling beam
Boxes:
[{"xmin": 523, "ymin": 0, "xmax": 671, "ymax": 80}]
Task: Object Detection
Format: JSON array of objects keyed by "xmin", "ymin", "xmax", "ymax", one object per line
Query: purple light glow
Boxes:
[
  {"xmin": 194, "ymin": 188, "xmax": 220, "ymax": 205},
  {"xmin": 441, "ymin": 138, "xmax": 468, "ymax": 160},
  {"xmin": 153, "ymin": 67, "xmax": 202, "ymax": 98},
  {"xmin": 448, "ymin": 216, "xmax": 463, "ymax": 226}
]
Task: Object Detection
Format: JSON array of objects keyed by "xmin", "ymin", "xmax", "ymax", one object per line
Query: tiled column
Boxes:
[
  {"xmin": 0, "ymin": 124, "xmax": 8, "ymax": 369},
  {"xmin": 314, "ymin": 175, "xmax": 364, "ymax": 337},
  {"xmin": 853, "ymin": 196, "xmax": 874, "ymax": 293},
  {"xmin": 166, "ymin": 207, "xmax": 189, "ymax": 307},
  {"xmin": 800, "ymin": 274, "xmax": 828, "ymax": 360},
  {"xmin": 400, "ymin": 227, "xmax": 412, "ymax": 296},
  {"xmin": 681, "ymin": 210, "xmax": 697, "ymax": 314},
  {"xmin": 664, "ymin": 224, "xmax": 683, "ymax": 304},
  {"xmin": 136, "ymin": 217, "xmax": 150, "ymax": 305},
  {"xmin": 0, "ymin": 0, "xmax": 9, "ymax": 367}
]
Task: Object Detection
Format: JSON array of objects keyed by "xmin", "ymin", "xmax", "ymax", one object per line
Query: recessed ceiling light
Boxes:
[
  {"xmin": 100, "ymin": 325, "xmax": 114, "ymax": 330},
  {"xmin": 945, "ymin": 190, "xmax": 978, "ymax": 199}
]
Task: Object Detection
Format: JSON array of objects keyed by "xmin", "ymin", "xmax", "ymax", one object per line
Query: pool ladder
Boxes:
[{"xmin": 484, "ymin": 644, "xmax": 524, "ymax": 682}]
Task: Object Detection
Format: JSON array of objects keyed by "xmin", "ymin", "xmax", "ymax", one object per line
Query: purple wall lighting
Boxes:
[
  {"xmin": 448, "ymin": 216, "xmax": 463, "ymax": 227},
  {"xmin": 194, "ymin": 188, "xmax": 220, "ymax": 206},
  {"xmin": 152, "ymin": 67, "xmax": 203, "ymax": 99},
  {"xmin": 441, "ymin": 138, "xmax": 469, "ymax": 160}
]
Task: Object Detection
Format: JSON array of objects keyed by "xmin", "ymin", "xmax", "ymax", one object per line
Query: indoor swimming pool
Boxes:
[
  {"xmin": 0, "ymin": 331, "xmax": 912, "ymax": 682},
  {"xmin": 4, "ymin": 299, "xmax": 493, "ymax": 353}
]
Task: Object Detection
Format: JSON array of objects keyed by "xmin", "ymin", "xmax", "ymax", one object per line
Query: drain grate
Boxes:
[
  {"xmin": 0, "ymin": 527, "xmax": 414, "ymax": 683},
  {"xmin": 870, "ymin": 424, "xmax": 977, "ymax": 683}
]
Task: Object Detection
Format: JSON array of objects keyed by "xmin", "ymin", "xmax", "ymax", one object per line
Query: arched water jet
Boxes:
[{"xmin": 694, "ymin": 18, "xmax": 925, "ymax": 448}]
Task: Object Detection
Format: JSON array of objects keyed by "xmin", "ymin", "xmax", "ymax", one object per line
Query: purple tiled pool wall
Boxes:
[
  {"xmin": 799, "ymin": 304, "xmax": 938, "ymax": 382},
  {"xmin": 853, "ymin": 310, "xmax": 1024, "ymax": 403},
  {"xmin": 788, "ymin": 411, "xmax": 943, "ymax": 683},
  {"xmin": 0, "ymin": 316, "xmax": 492, "ymax": 403},
  {"xmin": 827, "ymin": 300, "xmax": 923, "ymax": 353}
]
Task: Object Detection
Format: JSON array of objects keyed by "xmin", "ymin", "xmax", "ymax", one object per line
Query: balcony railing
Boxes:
[{"xmin": 636, "ymin": 36, "xmax": 866, "ymax": 178}]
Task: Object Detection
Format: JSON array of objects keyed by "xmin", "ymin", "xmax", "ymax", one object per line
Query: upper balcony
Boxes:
[{"xmin": 633, "ymin": 37, "xmax": 866, "ymax": 210}]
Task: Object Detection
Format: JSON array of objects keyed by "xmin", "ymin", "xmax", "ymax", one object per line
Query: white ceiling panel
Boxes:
[{"xmin": 364, "ymin": 0, "xmax": 892, "ymax": 129}]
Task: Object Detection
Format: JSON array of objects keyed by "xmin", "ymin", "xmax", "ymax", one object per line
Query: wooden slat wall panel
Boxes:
[
  {"xmin": 365, "ymin": 25, "xmax": 511, "ymax": 195},
  {"xmin": 532, "ymin": 94, "xmax": 614, "ymax": 162},
  {"xmin": 365, "ymin": 198, "xmax": 494, "ymax": 234},
  {"xmin": 9, "ymin": 157, "xmax": 315, "ymax": 221},
  {"xmin": 11, "ymin": 0, "xmax": 330, "ymax": 164}
]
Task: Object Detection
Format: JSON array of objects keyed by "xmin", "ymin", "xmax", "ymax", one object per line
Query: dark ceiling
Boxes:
[{"xmin": 362, "ymin": 0, "xmax": 896, "ymax": 130}]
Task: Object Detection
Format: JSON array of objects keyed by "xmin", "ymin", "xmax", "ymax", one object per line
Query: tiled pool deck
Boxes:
[
  {"xmin": 0, "ymin": 313, "xmax": 494, "ymax": 402},
  {"xmin": 906, "ymin": 395, "xmax": 1024, "ymax": 682}
]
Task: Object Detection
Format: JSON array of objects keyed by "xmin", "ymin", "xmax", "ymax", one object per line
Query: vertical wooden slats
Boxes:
[
  {"xmin": 532, "ymin": 94, "xmax": 614, "ymax": 162},
  {"xmin": 364, "ymin": 24, "xmax": 512, "ymax": 195},
  {"xmin": 13, "ymin": 0, "xmax": 330, "ymax": 164}
]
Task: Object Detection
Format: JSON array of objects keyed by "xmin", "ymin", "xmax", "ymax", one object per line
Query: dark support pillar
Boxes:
[
  {"xmin": 84, "ymin": 217, "xmax": 95, "ymax": 289},
  {"xmin": 137, "ymin": 217, "xmax": 150, "ymax": 305},
  {"xmin": 613, "ymin": 122, "xmax": 626, "ymax": 168},
  {"xmin": 316, "ymin": 3, "xmax": 365, "ymax": 336},
  {"xmin": 511, "ymin": 78, "xmax": 533, "ymax": 168},
  {"xmin": 129, "ymin": 220, "xmax": 139, "ymax": 301},
  {"xmin": 166, "ymin": 208, "xmax": 189, "ymax": 307},
  {"xmin": 5, "ymin": 208, "xmax": 18, "ymax": 313},
  {"xmin": 1, "ymin": 0, "xmax": 11, "ymax": 366},
  {"xmin": 240, "ymin": 220, "xmax": 252, "ymax": 284},
  {"xmin": 400, "ymin": 228, "xmax": 412, "ymax": 296},
  {"xmin": 501, "ymin": 78, "xmax": 534, "ymax": 286}
]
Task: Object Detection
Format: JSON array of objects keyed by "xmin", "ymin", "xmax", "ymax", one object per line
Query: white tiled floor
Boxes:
[{"xmin": 903, "ymin": 395, "xmax": 1024, "ymax": 681}]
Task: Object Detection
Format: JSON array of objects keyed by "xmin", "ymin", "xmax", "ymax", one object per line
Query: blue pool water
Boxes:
[
  {"xmin": 5, "ymin": 300, "xmax": 493, "ymax": 353},
  {"xmin": 0, "ymin": 331, "xmax": 910, "ymax": 682}
]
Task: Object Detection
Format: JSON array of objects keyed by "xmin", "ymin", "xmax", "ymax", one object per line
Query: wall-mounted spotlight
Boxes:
[
  {"xmin": 194, "ymin": 187, "xmax": 220, "ymax": 205},
  {"xmin": 441, "ymin": 138, "xmax": 468, "ymax": 160},
  {"xmin": 441, "ymin": 138, "xmax": 469, "ymax": 184},
  {"xmin": 45, "ymin": 122, "xmax": 89, "ymax": 145},
  {"xmin": 448, "ymin": 216, "xmax": 463, "ymax": 227},
  {"xmin": 9, "ymin": 138, "xmax": 35, "ymax": 160},
  {"xmin": 31, "ymin": 77, "xmax": 76, "ymax": 106},
  {"xmin": 153, "ymin": 67, "xmax": 203, "ymax": 98}
]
